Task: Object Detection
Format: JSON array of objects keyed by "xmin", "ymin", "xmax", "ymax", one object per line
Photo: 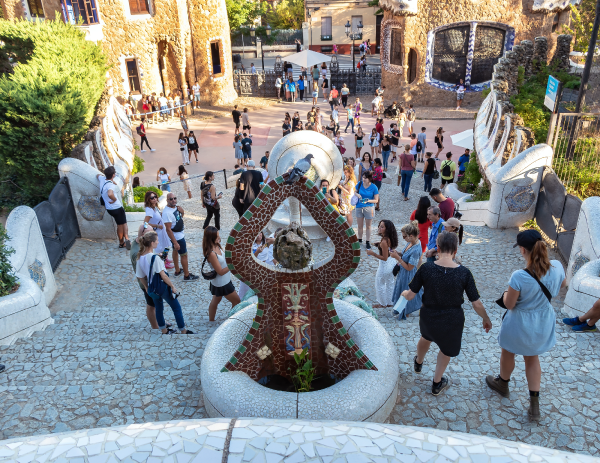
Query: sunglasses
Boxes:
[
  {"xmin": 150, "ymin": 196, "xmax": 157, "ymax": 200},
  {"xmin": 168, "ymin": 197, "xmax": 177, "ymax": 200}
]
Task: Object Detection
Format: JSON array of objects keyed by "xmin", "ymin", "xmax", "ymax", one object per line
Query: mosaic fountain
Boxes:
[{"xmin": 201, "ymin": 132, "xmax": 399, "ymax": 421}]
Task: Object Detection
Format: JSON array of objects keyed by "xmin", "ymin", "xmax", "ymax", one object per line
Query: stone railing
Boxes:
[
  {"xmin": 0, "ymin": 418, "xmax": 597, "ymax": 462},
  {"xmin": 0, "ymin": 207, "xmax": 55, "ymax": 345}
]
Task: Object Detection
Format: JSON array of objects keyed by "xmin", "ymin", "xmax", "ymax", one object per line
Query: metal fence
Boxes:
[
  {"xmin": 231, "ymin": 29, "xmax": 302, "ymax": 47},
  {"xmin": 550, "ymin": 112, "xmax": 600, "ymax": 199},
  {"xmin": 33, "ymin": 177, "xmax": 80, "ymax": 272}
]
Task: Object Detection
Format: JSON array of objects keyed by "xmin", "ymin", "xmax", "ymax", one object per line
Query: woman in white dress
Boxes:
[
  {"xmin": 366, "ymin": 220, "xmax": 398, "ymax": 307},
  {"xmin": 143, "ymin": 190, "xmax": 173, "ymax": 268}
]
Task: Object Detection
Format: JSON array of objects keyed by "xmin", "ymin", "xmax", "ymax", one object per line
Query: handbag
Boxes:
[
  {"xmin": 432, "ymin": 168, "xmax": 440, "ymax": 180},
  {"xmin": 201, "ymin": 253, "xmax": 218, "ymax": 280},
  {"xmin": 99, "ymin": 181, "xmax": 110, "ymax": 206},
  {"xmin": 392, "ymin": 263, "xmax": 401, "ymax": 277},
  {"xmin": 147, "ymin": 254, "xmax": 169, "ymax": 298},
  {"xmin": 351, "ymin": 181, "xmax": 362, "ymax": 206},
  {"xmin": 496, "ymin": 268, "xmax": 553, "ymax": 318},
  {"xmin": 339, "ymin": 146, "xmax": 346, "ymax": 154}
]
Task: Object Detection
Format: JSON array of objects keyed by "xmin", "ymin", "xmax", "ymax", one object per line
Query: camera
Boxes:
[{"xmin": 453, "ymin": 206, "xmax": 463, "ymax": 220}]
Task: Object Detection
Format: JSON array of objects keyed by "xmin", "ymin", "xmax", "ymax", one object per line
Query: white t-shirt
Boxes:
[
  {"xmin": 135, "ymin": 252, "xmax": 166, "ymax": 280},
  {"xmin": 162, "ymin": 206, "xmax": 185, "ymax": 241},
  {"xmin": 159, "ymin": 96, "xmax": 167, "ymax": 106},
  {"xmin": 242, "ymin": 113, "xmax": 250, "ymax": 126},
  {"xmin": 372, "ymin": 96, "xmax": 382, "ymax": 106},
  {"xmin": 275, "ymin": 78, "xmax": 282, "ymax": 88},
  {"xmin": 193, "ymin": 84, "xmax": 200, "ymax": 95},
  {"xmin": 98, "ymin": 175, "xmax": 122, "ymax": 211},
  {"xmin": 332, "ymin": 109, "xmax": 339, "ymax": 123}
]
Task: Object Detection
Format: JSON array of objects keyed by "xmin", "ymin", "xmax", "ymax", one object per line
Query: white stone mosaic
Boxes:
[
  {"xmin": 202, "ymin": 301, "xmax": 399, "ymax": 422},
  {"xmin": 0, "ymin": 417, "xmax": 598, "ymax": 463}
]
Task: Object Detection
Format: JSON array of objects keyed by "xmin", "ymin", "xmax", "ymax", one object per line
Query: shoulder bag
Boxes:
[
  {"xmin": 496, "ymin": 268, "xmax": 552, "ymax": 318},
  {"xmin": 351, "ymin": 181, "xmax": 362, "ymax": 206},
  {"xmin": 201, "ymin": 252, "xmax": 218, "ymax": 280},
  {"xmin": 147, "ymin": 254, "xmax": 169, "ymax": 298},
  {"xmin": 99, "ymin": 180, "xmax": 111, "ymax": 206}
]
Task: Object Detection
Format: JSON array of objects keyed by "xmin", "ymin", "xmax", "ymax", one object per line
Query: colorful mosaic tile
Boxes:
[
  {"xmin": 571, "ymin": 250, "xmax": 590, "ymax": 277},
  {"xmin": 223, "ymin": 172, "xmax": 376, "ymax": 381},
  {"xmin": 77, "ymin": 195, "xmax": 105, "ymax": 221},
  {"xmin": 505, "ymin": 185, "xmax": 536, "ymax": 212},
  {"xmin": 28, "ymin": 259, "xmax": 46, "ymax": 291}
]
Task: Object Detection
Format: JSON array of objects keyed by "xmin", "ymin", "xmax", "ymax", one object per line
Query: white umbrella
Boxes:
[
  {"xmin": 284, "ymin": 50, "xmax": 331, "ymax": 69},
  {"xmin": 450, "ymin": 129, "xmax": 474, "ymax": 150}
]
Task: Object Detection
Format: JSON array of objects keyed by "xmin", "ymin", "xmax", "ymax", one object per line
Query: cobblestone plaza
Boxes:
[{"xmin": 0, "ymin": 172, "xmax": 598, "ymax": 456}]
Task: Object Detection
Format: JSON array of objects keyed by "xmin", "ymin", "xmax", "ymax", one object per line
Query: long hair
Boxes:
[
  {"xmin": 362, "ymin": 152, "xmax": 371, "ymax": 163},
  {"xmin": 378, "ymin": 220, "xmax": 398, "ymax": 252},
  {"xmin": 203, "ymin": 226, "xmax": 221, "ymax": 257},
  {"xmin": 527, "ymin": 240, "xmax": 551, "ymax": 278},
  {"xmin": 178, "ymin": 132, "xmax": 184, "ymax": 141},
  {"xmin": 137, "ymin": 231, "xmax": 157, "ymax": 261},
  {"xmin": 178, "ymin": 165, "xmax": 187, "ymax": 176},
  {"xmin": 457, "ymin": 225, "xmax": 464, "ymax": 245},
  {"xmin": 343, "ymin": 165, "xmax": 356, "ymax": 184},
  {"xmin": 414, "ymin": 196, "xmax": 431, "ymax": 224},
  {"xmin": 144, "ymin": 190, "xmax": 158, "ymax": 209},
  {"xmin": 204, "ymin": 171, "xmax": 214, "ymax": 181}
]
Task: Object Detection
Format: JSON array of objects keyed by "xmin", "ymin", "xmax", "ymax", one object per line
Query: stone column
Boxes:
[
  {"xmin": 533, "ymin": 37, "xmax": 548, "ymax": 74},
  {"xmin": 520, "ymin": 40, "xmax": 534, "ymax": 78},
  {"xmin": 288, "ymin": 198, "xmax": 302, "ymax": 226},
  {"xmin": 551, "ymin": 34, "xmax": 573, "ymax": 73},
  {"xmin": 504, "ymin": 51, "xmax": 519, "ymax": 96}
]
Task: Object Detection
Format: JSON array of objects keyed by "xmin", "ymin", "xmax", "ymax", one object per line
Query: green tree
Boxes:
[
  {"xmin": 0, "ymin": 19, "xmax": 107, "ymax": 208},
  {"xmin": 565, "ymin": 0, "xmax": 600, "ymax": 53},
  {"xmin": 266, "ymin": 0, "xmax": 305, "ymax": 30},
  {"xmin": 226, "ymin": 0, "xmax": 265, "ymax": 31}
]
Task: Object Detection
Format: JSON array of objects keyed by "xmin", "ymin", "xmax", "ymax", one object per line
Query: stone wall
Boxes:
[{"xmin": 380, "ymin": 0, "xmax": 574, "ymax": 107}]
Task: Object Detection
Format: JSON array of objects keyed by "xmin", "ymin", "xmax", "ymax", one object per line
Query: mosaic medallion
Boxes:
[
  {"xmin": 283, "ymin": 283, "xmax": 310, "ymax": 355},
  {"xmin": 571, "ymin": 251, "xmax": 590, "ymax": 277},
  {"xmin": 77, "ymin": 195, "xmax": 105, "ymax": 221},
  {"xmin": 28, "ymin": 259, "xmax": 46, "ymax": 291},
  {"xmin": 505, "ymin": 185, "xmax": 536, "ymax": 212}
]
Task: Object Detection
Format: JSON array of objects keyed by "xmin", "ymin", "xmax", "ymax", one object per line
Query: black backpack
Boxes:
[
  {"xmin": 441, "ymin": 161, "xmax": 452, "ymax": 177},
  {"xmin": 416, "ymin": 141, "xmax": 422, "ymax": 153},
  {"xmin": 171, "ymin": 208, "xmax": 185, "ymax": 233}
]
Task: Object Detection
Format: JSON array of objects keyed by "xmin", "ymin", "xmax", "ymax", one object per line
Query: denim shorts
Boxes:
[
  {"xmin": 355, "ymin": 206, "xmax": 375, "ymax": 220},
  {"xmin": 176, "ymin": 237, "xmax": 187, "ymax": 255},
  {"xmin": 194, "ymin": 94, "xmax": 201, "ymax": 101}
]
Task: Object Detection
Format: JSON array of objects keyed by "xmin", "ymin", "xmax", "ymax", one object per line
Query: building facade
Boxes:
[
  {"xmin": 0, "ymin": 0, "xmax": 238, "ymax": 105},
  {"xmin": 376, "ymin": 0, "xmax": 577, "ymax": 106}
]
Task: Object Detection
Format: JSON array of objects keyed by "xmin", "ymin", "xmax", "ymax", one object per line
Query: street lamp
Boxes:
[
  {"xmin": 250, "ymin": 24, "xmax": 271, "ymax": 71},
  {"xmin": 345, "ymin": 20, "xmax": 363, "ymax": 69}
]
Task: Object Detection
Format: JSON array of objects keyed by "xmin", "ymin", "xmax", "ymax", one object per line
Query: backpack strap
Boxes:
[
  {"xmin": 149, "ymin": 254, "xmax": 157, "ymax": 281},
  {"xmin": 523, "ymin": 269, "xmax": 553, "ymax": 302}
]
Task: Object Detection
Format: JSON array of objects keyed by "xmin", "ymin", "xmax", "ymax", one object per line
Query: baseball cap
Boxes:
[
  {"xmin": 513, "ymin": 229, "xmax": 543, "ymax": 250},
  {"xmin": 442, "ymin": 217, "xmax": 461, "ymax": 228},
  {"xmin": 247, "ymin": 160, "xmax": 256, "ymax": 167}
]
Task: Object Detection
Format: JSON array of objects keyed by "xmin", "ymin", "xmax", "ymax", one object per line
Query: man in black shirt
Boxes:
[
  {"xmin": 260, "ymin": 151, "xmax": 270, "ymax": 169},
  {"xmin": 232, "ymin": 105, "xmax": 242, "ymax": 135},
  {"xmin": 238, "ymin": 161, "xmax": 264, "ymax": 214},
  {"xmin": 241, "ymin": 132, "xmax": 252, "ymax": 162}
]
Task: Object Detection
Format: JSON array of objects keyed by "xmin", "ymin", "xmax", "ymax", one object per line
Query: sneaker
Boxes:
[
  {"xmin": 174, "ymin": 270, "xmax": 183, "ymax": 277},
  {"xmin": 573, "ymin": 323, "xmax": 597, "ymax": 332},
  {"xmin": 0, "ymin": 364, "xmax": 5, "ymax": 373},
  {"xmin": 141, "ymin": 149, "xmax": 147, "ymax": 152},
  {"xmin": 151, "ymin": 149, "xmax": 156, "ymax": 151},
  {"xmin": 365, "ymin": 241, "xmax": 371, "ymax": 250},
  {"xmin": 432, "ymin": 377, "xmax": 449, "ymax": 396},
  {"xmin": 413, "ymin": 356, "xmax": 423, "ymax": 373},
  {"xmin": 196, "ymin": 160, "xmax": 199, "ymax": 163},
  {"xmin": 485, "ymin": 374, "xmax": 510, "ymax": 397},
  {"xmin": 562, "ymin": 316, "xmax": 583, "ymax": 326},
  {"xmin": 183, "ymin": 273, "xmax": 200, "ymax": 282},
  {"xmin": 358, "ymin": 239, "xmax": 362, "ymax": 244},
  {"xmin": 249, "ymin": 134, "xmax": 253, "ymax": 138},
  {"xmin": 392, "ymin": 310, "xmax": 399, "ymax": 316},
  {"xmin": 180, "ymin": 329, "xmax": 194, "ymax": 334}
]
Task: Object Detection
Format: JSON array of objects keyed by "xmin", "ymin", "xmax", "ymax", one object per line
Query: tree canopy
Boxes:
[{"xmin": 565, "ymin": 0, "xmax": 600, "ymax": 53}]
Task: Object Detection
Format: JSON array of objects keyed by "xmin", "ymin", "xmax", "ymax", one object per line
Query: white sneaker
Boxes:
[
  {"xmin": 151, "ymin": 149, "xmax": 156, "ymax": 151},
  {"xmin": 140, "ymin": 149, "xmax": 146, "ymax": 152},
  {"xmin": 249, "ymin": 134, "xmax": 253, "ymax": 138}
]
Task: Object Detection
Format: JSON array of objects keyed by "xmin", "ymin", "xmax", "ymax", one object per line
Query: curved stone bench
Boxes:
[
  {"xmin": 0, "ymin": 418, "xmax": 596, "ymax": 462},
  {"xmin": 201, "ymin": 301, "xmax": 399, "ymax": 422}
]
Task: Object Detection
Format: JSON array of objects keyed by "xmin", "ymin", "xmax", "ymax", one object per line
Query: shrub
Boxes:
[
  {"xmin": 133, "ymin": 154, "xmax": 145, "ymax": 175},
  {"xmin": 0, "ymin": 19, "xmax": 107, "ymax": 209},
  {"xmin": 133, "ymin": 186, "xmax": 162, "ymax": 203},
  {"xmin": 124, "ymin": 204, "xmax": 145, "ymax": 212},
  {"xmin": 0, "ymin": 224, "xmax": 18, "ymax": 297}
]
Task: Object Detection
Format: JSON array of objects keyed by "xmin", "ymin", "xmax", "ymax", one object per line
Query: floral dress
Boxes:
[{"xmin": 338, "ymin": 178, "xmax": 356, "ymax": 216}]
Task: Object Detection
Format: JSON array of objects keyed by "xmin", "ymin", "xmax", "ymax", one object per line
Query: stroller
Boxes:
[{"xmin": 383, "ymin": 104, "xmax": 400, "ymax": 119}]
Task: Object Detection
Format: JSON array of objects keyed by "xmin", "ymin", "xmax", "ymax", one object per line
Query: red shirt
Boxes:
[
  {"xmin": 410, "ymin": 210, "xmax": 431, "ymax": 252},
  {"xmin": 438, "ymin": 197, "xmax": 455, "ymax": 221},
  {"xmin": 376, "ymin": 123, "xmax": 384, "ymax": 137}
]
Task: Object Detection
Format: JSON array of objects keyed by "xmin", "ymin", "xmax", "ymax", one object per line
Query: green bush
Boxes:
[
  {"xmin": 0, "ymin": 224, "xmax": 18, "ymax": 297},
  {"xmin": 133, "ymin": 186, "xmax": 162, "ymax": 203},
  {"xmin": 457, "ymin": 151, "xmax": 491, "ymax": 202},
  {"xmin": 124, "ymin": 204, "xmax": 145, "ymax": 212},
  {"xmin": 0, "ymin": 19, "xmax": 107, "ymax": 209},
  {"xmin": 133, "ymin": 154, "xmax": 145, "ymax": 175}
]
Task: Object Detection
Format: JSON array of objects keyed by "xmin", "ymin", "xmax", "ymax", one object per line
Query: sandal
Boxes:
[{"xmin": 118, "ymin": 242, "xmax": 126, "ymax": 248}]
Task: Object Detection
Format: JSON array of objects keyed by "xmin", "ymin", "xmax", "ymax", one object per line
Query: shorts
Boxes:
[
  {"xmin": 243, "ymin": 151, "xmax": 251, "ymax": 159},
  {"xmin": 457, "ymin": 92, "xmax": 465, "ymax": 101},
  {"xmin": 194, "ymin": 93, "xmax": 201, "ymax": 101},
  {"xmin": 372, "ymin": 103, "xmax": 377, "ymax": 110},
  {"xmin": 355, "ymin": 206, "xmax": 375, "ymax": 220},
  {"xmin": 176, "ymin": 237, "xmax": 188, "ymax": 256},
  {"xmin": 107, "ymin": 207, "xmax": 127, "ymax": 226},
  {"xmin": 312, "ymin": 91, "xmax": 318, "ymax": 98},
  {"xmin": 235, "ymin": 122, "xmax": 240, "ymax": 128},
  {"xmin": 210, "ymin": 281, "xmax": 236, "ymax": 297},
  {"xmin": 188, "ymin": 144, "xmax": 198, "ymax": 151},
  {"xmin": 407, "ymin": 121, "xmax": 413, "ymax": 129},
  {"xmin": 142, "ymin": 288, "xmax": 156, "ymax": 307},
  {"xmin": 441, "ymin": 177, "xmax": 454, "ymax": 185},
  {"xmin": 243, "ymin": 125, "xmax": 251, "ymax": 130}
]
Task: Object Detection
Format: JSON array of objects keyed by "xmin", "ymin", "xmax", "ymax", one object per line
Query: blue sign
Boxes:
[{"xmin": 544, "ymin": 75, "xmax": 560, "ymax": 112}]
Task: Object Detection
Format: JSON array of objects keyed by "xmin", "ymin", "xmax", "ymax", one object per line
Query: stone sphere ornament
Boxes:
[{"xmin": 273, "ymin": 223, "xmax": 313, "ymax": 270}]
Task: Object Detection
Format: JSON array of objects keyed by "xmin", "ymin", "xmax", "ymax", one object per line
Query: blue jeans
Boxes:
[
  {"xmin": 424, "ymin": 174, "xmax": 433, "ymax": 192},
  {"xmin": 400, "ymin": 170, "xmax": 414, "ymax": 198},
  {"xmin": 345, "ymin": 119, "xmax": 354, "ymax": 132},
  {"xmin": 382, "ymin": 150, "xmax": 391, "ymax": 170},
  {"xmin": 150, "ymin": 284, "xmax": 186, "ymax": 331}
]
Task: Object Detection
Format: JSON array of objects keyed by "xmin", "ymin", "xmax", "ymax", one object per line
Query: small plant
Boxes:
[
  {"xmin": 522, "ymin": 219, "xmax": 541, "ymax": 232},
  {"xmin": 132, "ymin": 154, "xmax": 145, "ymax": 175},
  {"xmin": 133, "ymin": 186, "xmax": 162, "ymax": 203},
  {"xmin": 288, "ymin": 348, "xmax": 315, "ymax": 393},
  {"xmin": 0, "ymin": 224, "xmax": 18, "ymax": 297},
  {"xmin": 124, "ymin": 204, "xmax": 145, "ymax": 212},
  {"xmin": 466, "ymin": 182, "xmax": 491, "ymax": 202}
]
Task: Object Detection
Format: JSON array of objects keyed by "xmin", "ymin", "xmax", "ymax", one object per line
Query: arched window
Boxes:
[
  {"xmin": 407, "ymin": 48, "xmax": 418, "ymax": 84},
  {"xmin": 425, "ymin": 21, "xmax": 515, "ymax": 92}
]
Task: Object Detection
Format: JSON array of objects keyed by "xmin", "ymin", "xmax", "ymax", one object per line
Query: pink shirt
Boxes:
[{"xmin": 400, "ymin": 152, "xmax": 414, "ymax": 171}]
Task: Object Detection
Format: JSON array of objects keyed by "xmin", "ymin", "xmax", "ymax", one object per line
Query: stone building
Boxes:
[
  {"xmin": 376, "ymin": 0, "xmax": 578, "ymax": 106},
  {"xmin": 0, "ymin": 0, "xmax": 237, "ymax": 105}
]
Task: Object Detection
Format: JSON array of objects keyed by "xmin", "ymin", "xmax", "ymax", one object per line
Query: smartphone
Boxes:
[
  {"xmin": 218, "ymin": 192, "xmax": 223, "ymax": 197},
  {"xmin": 322, "ymin": 187, "xmax": 327, "ymax": 194}
]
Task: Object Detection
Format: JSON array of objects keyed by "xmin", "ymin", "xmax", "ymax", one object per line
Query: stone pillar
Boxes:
[
  {"xmin": 520, "ymin": 40, "xmax": 534, "ymax": 78},
  {"xmin": 551, "ymin": 34, "xmax": 573, "ymax": 73},
  {"xmin": 288, "ymin": 198, "xmax": 302, "ymax": 225},
  {"xmin": 512, "ymin": 44, "xmax": 525, "ymax": 71},
  {"xmin": 533, "ymin": 37, "xmax": 548, "ymax": 73},
  {"xmin": 160, "ymin": 52, "xmax": 170, "ymax": 95},
  {"xmin": 504, "ymin": 51, "xmax": 519, "ymax": 96}
]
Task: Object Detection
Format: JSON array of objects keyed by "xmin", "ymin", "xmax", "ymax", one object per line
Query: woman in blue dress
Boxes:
[
  {"xmin": 485, "ymin": 229, "xmax": 566, "ymax": 422},
  {"xmin": 391, "ymin": 221, "xmax": 422, "ymax": 319}
]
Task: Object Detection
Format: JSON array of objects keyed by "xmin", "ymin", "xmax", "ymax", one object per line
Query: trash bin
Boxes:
[{"xmin": 233, "ymin": 54, "xmax": 242, "ymax": 63}]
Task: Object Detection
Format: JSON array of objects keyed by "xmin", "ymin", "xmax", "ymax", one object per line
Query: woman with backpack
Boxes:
[
  {"xmin": 203, "ymin": 227, "xmax": 241, "ymax": 321},
  {"xmin": 200, "ymin": 171, "xmax": 222, "ymax": 230},
  {"xmin": 485, "ymin": 229, "xmax": 566, "ymax": 421}
]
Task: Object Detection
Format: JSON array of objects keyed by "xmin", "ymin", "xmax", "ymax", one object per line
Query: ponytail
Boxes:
[
  {"xmin": 527, "ymin": 240, "xmax": 550, "ymax": 279},
  {"xmin": 458, "ymin": 225, "xmax": 463, "ymax": 246},
  {"xmin": 137, "ymin": 231, "xmax": 158, "ymax": 261}
]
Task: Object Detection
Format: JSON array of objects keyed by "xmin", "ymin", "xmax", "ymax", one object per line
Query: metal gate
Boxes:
[{"xmin": 33, "ymin": 177, "xmax": 81, "ymax": 271}]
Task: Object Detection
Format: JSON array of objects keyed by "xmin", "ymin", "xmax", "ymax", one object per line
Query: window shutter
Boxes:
[
  {"xmin": 322, "ymin": 17, "xmax": 332, "ymax": 37},
  {"xmin": 129, "ymin": 0, "xmax": 140, "ymax": 14}
]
